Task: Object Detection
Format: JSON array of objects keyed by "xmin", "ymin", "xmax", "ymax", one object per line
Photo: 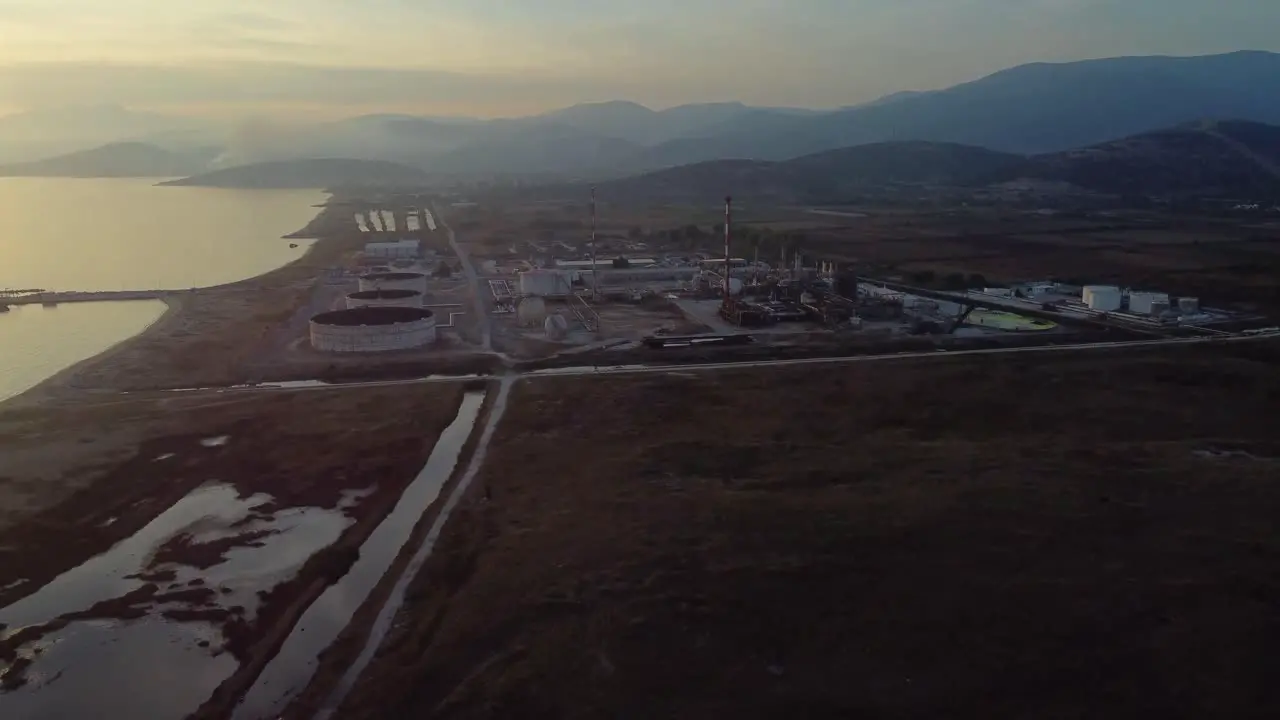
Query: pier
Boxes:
[{"xmin": 0, "ymin": 289, "xmax": 177, "ymax": 307}]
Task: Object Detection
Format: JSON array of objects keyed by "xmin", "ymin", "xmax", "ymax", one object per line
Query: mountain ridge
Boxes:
[
  {"xmin": 0, "ymin": 142, "xmax": 214, "ymax": 178},
  {"xmin": 160, "ymin": 158, "xmax": 430, "ymax": 189}
]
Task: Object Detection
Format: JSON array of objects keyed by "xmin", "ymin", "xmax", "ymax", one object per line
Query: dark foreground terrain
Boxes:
[{"xmin": 333, "ymin": 342, "xmax": 1280, "ymax": 719}]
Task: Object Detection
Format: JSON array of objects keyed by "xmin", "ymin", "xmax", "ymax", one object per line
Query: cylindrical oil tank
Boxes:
[
  {"xmin": 544, "ymin": 313, "xmax": 570, "ymax": 340},
  {"xmin": 358, "ymin": 272, "xmax": 428, "ymax": 295},
  {"xmin": 1128, "ymin": 291, "xmax": 1169, "ymax": 315},
  {"xmin": 309, "ymin": 306, "xmax": 436, "ymax": 352},
  {"xmin": 519, "ymin": 269, "xmax": 566, "ymax": 297},
  {"xmin": 1082, "ymin": 285, "xmax": 1122, "ymax": 311},
  {"xmin": 345, "ymin": 288, "xmax": 423, "ymax": 309},
  {"xmin": 516, "ymin": 295, "xmax": 548, "ymax": 327},
  {"xmin": 1178, "ymin": 297, "xmax": 1200, "ymax": 314}
]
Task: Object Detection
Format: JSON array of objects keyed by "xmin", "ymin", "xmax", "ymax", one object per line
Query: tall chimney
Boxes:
[
  {"xmin": 590, "ymin": 187, "xmax": 598, "ymax": 299},
  {"xmin": 723, "ymin": 195, "xmax": 732, "ymax": 305}
]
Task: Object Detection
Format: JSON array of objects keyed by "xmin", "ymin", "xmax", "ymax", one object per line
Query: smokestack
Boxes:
[
  {"xmin": 723, "ymin": 195, "xmax": 732, "ymax": 305},
  {"xmin": 590, "ymin": 187, "xmax": 597, "ymax": 299}
]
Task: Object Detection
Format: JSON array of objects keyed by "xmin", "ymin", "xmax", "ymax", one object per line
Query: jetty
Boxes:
[{"xmin": 0, "ymin": 289, "xmax": 178, "ymax": 307}]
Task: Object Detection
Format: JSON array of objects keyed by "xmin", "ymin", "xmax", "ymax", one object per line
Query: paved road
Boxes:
[
  {"xmin": 157, "ymin": 331, "xmax": 1278, "ymax": 397},
  {"xmin": 437, "ymin": 206, "xmax": 492, "ymax": 352}
]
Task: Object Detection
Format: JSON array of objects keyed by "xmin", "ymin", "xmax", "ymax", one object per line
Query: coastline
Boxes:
[{"xmin": 0, "ymin": 196, "xmax": 346, "ymax": 413}]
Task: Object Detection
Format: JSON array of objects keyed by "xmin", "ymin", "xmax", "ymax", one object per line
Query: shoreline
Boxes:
[
  {"xmin": 0, "ymin": 196, "xmax": 340, "ymax": 413},
  {"xmin": 0, "ymin": 295, "xmax": 184, "ymax": 411}
]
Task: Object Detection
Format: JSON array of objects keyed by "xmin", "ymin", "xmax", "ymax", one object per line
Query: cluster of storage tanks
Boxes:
[
  {"xmin": 309, "ymin": 271, "xmax": 438, "ymax": 352},
  {"xmin": 1082, "ymin": 286, "xmax": 1198, "ymax": 316}
]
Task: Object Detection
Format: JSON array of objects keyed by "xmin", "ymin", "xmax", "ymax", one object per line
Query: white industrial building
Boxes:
[
  {"xmin": 518, "ymin": 269, "xmax": 574, "ymax": 297},
  {"xmin": 1082, "ymin": 285, "xmax": 1122, "ymax": 311},
  {"xmin": 359, "ymin": 272, "xmax": 428, "ymax": 295},
  {"xmin": 585, "ymin": 266, "xmax": 702, "ymax": 288},
  {"xmin": 1128, "ymin": 291, "xmax": 1170, "ymax": 315},
  {"xmin": 556, "ymin": 258, "xmax": 657, "ymax": 270},
  {"xmin": 310, "ymin": 307, "xmax": 437, "ymax": 352},
  {"xmin": 345, "ymin": 289, "xmax": 423, "ymax": 309},
  {"xmin": 364, "ymin": 239, "xmax": 420, "ymax": 259}
]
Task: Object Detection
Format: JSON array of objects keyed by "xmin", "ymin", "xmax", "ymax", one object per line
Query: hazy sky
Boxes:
[{"xmin": 0, "ymin": 0, "xmax": 1277, "ymax": 118}]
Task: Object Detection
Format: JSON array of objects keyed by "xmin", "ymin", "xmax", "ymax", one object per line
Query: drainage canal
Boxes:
[
  {"xmin": 231, "ymin": 390, "xmax": 488, "ymax": 719},
  {"xmin": 315, "ymin": 377, "xmax": 514, "ymax": 718}
]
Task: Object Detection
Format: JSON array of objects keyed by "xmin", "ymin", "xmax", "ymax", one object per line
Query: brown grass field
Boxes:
[{"xmin": 333, "ymin": 341, "xmax": 1280, "ymax": 719}]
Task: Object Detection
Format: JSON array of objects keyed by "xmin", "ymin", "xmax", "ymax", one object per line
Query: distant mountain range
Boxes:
[
  {"xmin": 6, "ymin": 50, "xmax": 1280, "ymax": 183},
  {"xmin": 0, "ymin": 105, "xmax": 219, "ymax": 164},
  {"xmin": 0, "ymin": 142, "xmax": 216, "ymax": 178},
  {"xmin": 159, "ymin": 158, "xmax": 430, "ymax": 189},
  {"xmin": 577, "ymin": 120, "xmax": 1280, "ymax": 203}
]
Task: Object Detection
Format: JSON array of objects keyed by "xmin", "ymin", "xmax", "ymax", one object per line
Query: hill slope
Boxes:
[
  {"xmin": 161, "ymin": 158, "xmax": 429, "ymax": 189},
  {"xmin": 1008, "ymin": 120, "xmax": 1280, "ymax": 197},
  {"xmin": 588, "ymin": 121, "xmax": 1280, "ymax": 203},
  {"xmin": 592, "ymin": 142, "xmax": 1025, "ymax": 203},
  {"xmin": 0, "ymin": 142, "xmax": 213, "ymax": 178}
]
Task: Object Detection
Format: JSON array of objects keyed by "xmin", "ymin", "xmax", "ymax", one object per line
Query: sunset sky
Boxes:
[{"xmin": 0, "ymin": 0, "xmax": 1277, "ymax": 118}]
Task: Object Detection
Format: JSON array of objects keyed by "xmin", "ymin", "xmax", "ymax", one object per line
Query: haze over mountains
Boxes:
[
  {"xmin": 4, "ymin": 51, "xmax": 1280, "ymax": 190},
  {"xmin": 574, "ymin": 120, "xmax": 1280, "ymax": 204}
]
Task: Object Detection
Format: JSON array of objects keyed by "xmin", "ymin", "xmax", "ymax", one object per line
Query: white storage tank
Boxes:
[
  {"xmin": 544, "ymin": 314, "xmax": 570, "ymax": 340},
  {"xmin": 345, "ymin": 289, "xmax": 423, "ymax": 309},
  {"xmin": 516, "ymin": 296, "xmax": 548, "ymax": 327},
  {"xmin": 1082, "ymin": 285, "xmax": 1122, "ymax": 311},
  {"xmin": 359, "ymin": 272, "xmax": 428, "ymax": 295},
  {"xmin": 1128, "ymin": 291, "xmax": 1170, "ymax": 315},
  {"xmin": 518, "ymin": 269, "xmax": 569, "ymax": 297},
  {"xmin": 1178, "ymin": 297, "xmax": 1200, "ymax": 314},
  {"xmin": 309, "ymin": 307, "xmax": 436, "ymax": 352}
]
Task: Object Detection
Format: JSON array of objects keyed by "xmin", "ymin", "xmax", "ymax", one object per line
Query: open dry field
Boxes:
[{"xmin": 335, "ymin": 341, "xmax": 1280, "ymax": 719}]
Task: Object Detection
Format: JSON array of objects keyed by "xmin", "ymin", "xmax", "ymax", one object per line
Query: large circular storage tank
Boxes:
[
  {"xmin": 516, "ymin": 296, "xmax": 548, "ymax": 327},
  {"xmin": 358, "ymin": 272, "xmax": 428, "ymax": 295},
  {"xmin": 345, "ymin": 289, "xmax": 423, "ymax": 309},
  {"xmin": 309, "ymin": 306, "xmax": 436, "ymax": 352},
  {"xmin": 519, "ymin": 269, "xmax": 566, "ymax": 297}
]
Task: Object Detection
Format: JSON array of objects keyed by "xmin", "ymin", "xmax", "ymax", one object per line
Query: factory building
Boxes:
[
  {"xmin": 1082, "ymin": 285, "xmax": 1122, "ymax": 311},
  {"xmin": 555, "ymin": 258, "xmax": 657, "ymax": 270},
  {"xmin": 585, "ymin": 266, "xmax": 702, "ymax": 288},
  {"xmin": 518, "ymin": 269, "xmax": 574, "ymax": 297},
  {"xmin": 363, "ymin": 239, "xmax": 420, "ymax": 259},
  {"xmin": 1128, "ymin": 291, "xmax": 1170, "ymax": 315},
  {"xmin": 309, "ymin": 307, "xmax": 437, "ymax": 352}
]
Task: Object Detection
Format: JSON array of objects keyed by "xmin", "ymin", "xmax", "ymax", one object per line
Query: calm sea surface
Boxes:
[{"xmin": 0, "ymin": 178, "xmax": 325, "ymax": 402}]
